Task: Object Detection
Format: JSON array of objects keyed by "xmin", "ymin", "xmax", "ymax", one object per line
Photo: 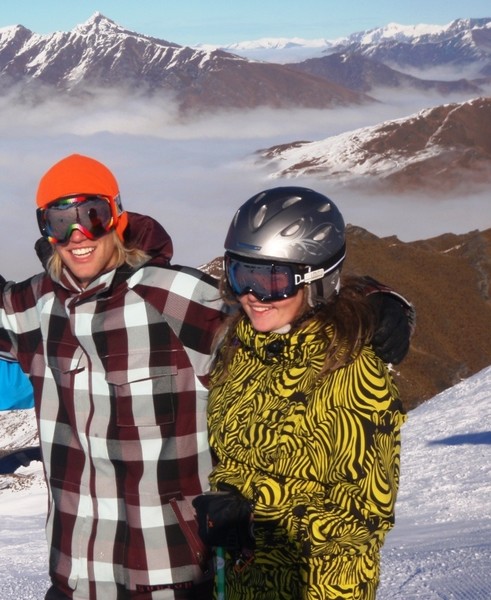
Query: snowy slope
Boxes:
[
  {"xmin": 378, "ymin": 366, "xmax": 491, "ymax": 599},
  {"xmin": 0, "ymin": 366, "xmax": 490, "ymax": 598}
]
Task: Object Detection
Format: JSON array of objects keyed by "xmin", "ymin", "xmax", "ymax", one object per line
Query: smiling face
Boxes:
[
  {"xmin": 53, "ymin": 228, "xmax": 120, "ymax": 288},
  {"xmin": 239, "ymin": 288, "xmax": 306, "ymax": 332}
]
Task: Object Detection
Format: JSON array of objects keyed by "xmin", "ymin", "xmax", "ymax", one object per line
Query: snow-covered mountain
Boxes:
[
  {"xmin": 197, "ymin": 37, "xmax": 336, "ymax": 64},
  {"xmin": 1, "ymin": 366, "xmax": 490, "ymax": 598},
  {"xmin": 329, "ymin": 18, "xmax": 491, "ymax": 74},
  {"xmin": 0, "ymin": 12, "xmax": 370, "ymax": 113},
  {"xmin": 214, "ymin": 18, "xmax": 491, "ymax": 75},
  {"xmin": 1, "ymin": 14, "xmax": 491, "ymax": 114},
  {"xmin": 211, "ymin": 19, "xmax": 491, "ymax": 98},
  {"xmin": 258, "ymin": 96, "xmax": 491, "ymax": 194}
]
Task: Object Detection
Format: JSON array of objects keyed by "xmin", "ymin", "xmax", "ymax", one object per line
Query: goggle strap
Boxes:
[
  {"xmin": 295, "ymin": 245, "xmax": 346, "ymax": 285},
  {"xmin": 297, "ymin": 267, "xmax": 324, "ymax": 285},
  {"xmin": 113, "ymin": 193, "xmax": 124, "ymax": 215}
]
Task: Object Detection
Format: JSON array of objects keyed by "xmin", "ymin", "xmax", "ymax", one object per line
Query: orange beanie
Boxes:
[{"xmin": 36, "ymin": 154, "xmax": 128, "ymax": 240}]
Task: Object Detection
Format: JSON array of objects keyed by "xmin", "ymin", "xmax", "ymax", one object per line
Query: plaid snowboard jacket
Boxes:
[{"xmin": 0, "ymin": 213, "xmax": 222, "ymax": 598}]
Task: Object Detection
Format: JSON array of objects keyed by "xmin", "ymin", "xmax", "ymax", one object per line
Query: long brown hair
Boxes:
[{"xmin": 213, "ymin": 273, "xmax": 376, "ymax": 381}]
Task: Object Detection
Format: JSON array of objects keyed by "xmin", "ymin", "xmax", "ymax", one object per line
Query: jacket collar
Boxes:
[{"xmin": 234, "ymin": 317, "xmax": 326, "ymax": 366}]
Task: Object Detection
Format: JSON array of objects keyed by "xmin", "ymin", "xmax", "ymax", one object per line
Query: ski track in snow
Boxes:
[{"xmin": 1, "ymin": 366, "xmax": 490, "ymax": 599}]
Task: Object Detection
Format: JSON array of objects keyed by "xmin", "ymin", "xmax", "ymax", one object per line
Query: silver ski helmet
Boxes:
[{"xmin": 224, "ymin": 186, "xmax": 346, "ymax": 303}]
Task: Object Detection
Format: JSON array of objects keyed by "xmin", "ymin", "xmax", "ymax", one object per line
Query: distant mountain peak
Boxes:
[
  {"xmin": 73, "ymin": 12, "xmax": 124, "ymax": 36},
  {"xmin": 81, "ymin": 12, "xmax": 115, "ymax": 27}
]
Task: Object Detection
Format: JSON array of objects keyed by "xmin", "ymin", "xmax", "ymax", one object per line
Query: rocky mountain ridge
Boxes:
[
  {"xmin": 0, "ymin": 14, "xmax": 488, "ymax": 412},
  {"xmin": 288, "ymin": 52, "xmax": 484, "ymax": 96},
  {"xmin": 258, "ymin": 96, "xmax": 491, "ymax": 194},
  {"xmin": 220, "ymin": 18, "xmax": 491, "ymax": 73},
  {"xmin": 1, "ymin": 14, "xmax": 491, "ymax": 113},
  {"xmin": 0, "ymin": 13, "xmax": 370, "ymax": 113},
  {"xmin": 219, "ymin": 19, "xmax": 491, "ymax": 101},
  {"xmin": 326, "ymin": 18, "xmax": 491, "ymax": 74}
]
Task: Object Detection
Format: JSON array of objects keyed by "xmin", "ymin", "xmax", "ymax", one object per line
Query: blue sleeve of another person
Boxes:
[{"xmin": 0, "ymin": 359, "xmax": 34, "ymax": 410}]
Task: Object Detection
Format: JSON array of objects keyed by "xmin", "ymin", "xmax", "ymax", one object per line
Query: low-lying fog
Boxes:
[{"xmin": 0, "ymin": 85, "xmax": 489, "ymax": 282}]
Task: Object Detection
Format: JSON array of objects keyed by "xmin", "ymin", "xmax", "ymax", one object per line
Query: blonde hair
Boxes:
[{"xmin": 47, "ymin": 230, "xmax": 150, "ymax": 280}]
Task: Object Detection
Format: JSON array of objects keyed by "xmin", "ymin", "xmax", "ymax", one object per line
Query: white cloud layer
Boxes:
[{"xmin": 0, "ymin": 85, "xmax": 489, "ymax": 282}]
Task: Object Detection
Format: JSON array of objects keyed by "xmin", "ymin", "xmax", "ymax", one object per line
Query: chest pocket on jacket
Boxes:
[
  {"xmin": 46, "ymin": 344, "xmax": 86, "ymax": 379},
  {"xmin": 105, "ymin": 350, "xmax": 177, "ymax": 428}
]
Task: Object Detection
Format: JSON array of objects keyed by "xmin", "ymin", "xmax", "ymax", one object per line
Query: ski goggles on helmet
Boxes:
[
  {"xmin": 225, "ymin": 252, "xmax": 329, "ymax": 302},
  {"xmin": 36, "ymin": 194, "xmax": 117, "ymax": 244}
]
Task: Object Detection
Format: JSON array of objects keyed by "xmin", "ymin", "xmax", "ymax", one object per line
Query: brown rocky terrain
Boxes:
[
  {"xmin": 202, "ymin": 226, "xmax": 491, "ymax": 412},
  {"xmin": 344, "ymin": 226, "xmax": 491, "ymax": 410}
]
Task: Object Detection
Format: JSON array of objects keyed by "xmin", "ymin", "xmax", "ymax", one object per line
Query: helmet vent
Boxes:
[
  {"xmin": 252, "ymin": 204, "xmax": 268, "ymax": 230},
  {"xmin": 313, "ymin": 225, "xmax": 332, "ymax": 242},
  {"xmin": 282, "ymin": 221, "xmax": 302, "ymax": 237},
  {"xmin": 282, "ymin": 195, "xmax": 302, "ymax": 208},
  {"xmin": 317, "ymin": 202, "xmax": 332, "ymax": 213}
]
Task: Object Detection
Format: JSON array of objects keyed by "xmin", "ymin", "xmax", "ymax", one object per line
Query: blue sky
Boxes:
[{"xmin": 1, "ymin": 0, "xmax": 490, "ymax": 45}]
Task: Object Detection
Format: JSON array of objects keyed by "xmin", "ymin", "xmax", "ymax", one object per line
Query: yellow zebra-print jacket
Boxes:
[{"xmin": 208, "ymin": 317, "xmax": 406, "ymax": 572}]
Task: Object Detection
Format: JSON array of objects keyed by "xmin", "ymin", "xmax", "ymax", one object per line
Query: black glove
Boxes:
[
  {"xmin": 360, "ymin": 276, "xmax": 416, "ymax": 365},
  {"xmin": 369, "ymin": 292, "xmax": 415, "ymax": 364},
  {"xmin": 192, "ymin": 485, "xmax": 254, "ymax": 551}
]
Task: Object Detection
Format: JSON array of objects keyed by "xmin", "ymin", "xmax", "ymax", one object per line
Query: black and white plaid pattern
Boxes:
[{"xmin": 0, "ymin": 237, "xmax": 222, "ymax": 598}]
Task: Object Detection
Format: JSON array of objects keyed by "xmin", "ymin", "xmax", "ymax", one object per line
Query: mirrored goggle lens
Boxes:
[
  {"xmin": 225, "ymin": 255, "xmax": 299, "ymax": 301},
  {"xmin": 37, "ymin": 196, "xmax": 114, "ymax": 244}
]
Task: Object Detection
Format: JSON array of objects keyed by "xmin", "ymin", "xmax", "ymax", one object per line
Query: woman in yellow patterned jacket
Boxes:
[{"xmin": 194, "ymin": 186, "xmax": 408, "ymax": 599}]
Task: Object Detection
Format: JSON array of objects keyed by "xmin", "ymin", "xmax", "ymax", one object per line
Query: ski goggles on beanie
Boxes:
[
  {"xmin": 224, "ymin": 252, "xmax": 333, "ymax": 302},
  {"xmin": 36, "ymin": 194, "xmax": 117, "ymax": 244}
]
